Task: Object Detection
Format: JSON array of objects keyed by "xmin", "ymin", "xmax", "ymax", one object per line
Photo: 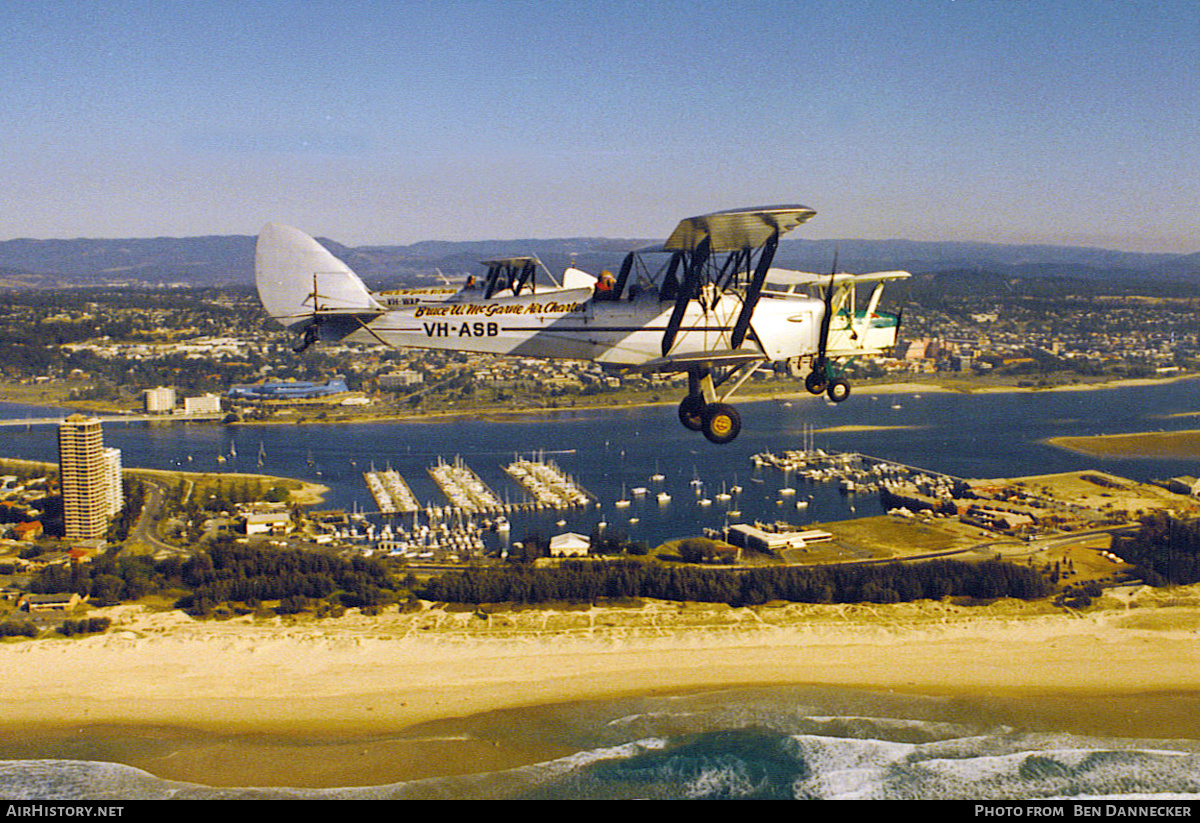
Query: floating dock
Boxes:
[
  {"xmin": 363, "ymin": 469, "xmax": 420, "ymax": 515},
  {"xmin": 504, "ymin": 452, "xmax": 594, "ymax": 510},
  {"xmin": 428, "ymin": 456, "xmax": 504, "ymax": 514}
]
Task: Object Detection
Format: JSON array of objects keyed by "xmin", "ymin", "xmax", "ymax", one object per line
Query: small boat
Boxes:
[
  {"xmin": 657, "ymin": 491, "xmax": 671, "ymax": 504},
  {"xmin": 615, "ymin": 485, "xmax": 631, "ymax": 508}
]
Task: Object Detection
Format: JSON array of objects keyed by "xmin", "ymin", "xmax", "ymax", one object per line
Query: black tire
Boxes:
[
  {"xmin": 826, "ymin": 379, "xmax": 851, "ymax": 403},
  {"xmin": 678, "ymin": 395, "xmax": 706, "ymax": 431},
  {"xmin": 805, "ymin": 369, "xmax": 828, "ymax": 395},
  {"xmin": 701, "ymin": 402, "xmax": 742, "ymax": 445}
]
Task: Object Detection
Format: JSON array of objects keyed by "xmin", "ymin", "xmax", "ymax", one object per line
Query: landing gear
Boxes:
[
  {"xmin": 678, "ymin": 394, "xmax": 706, "ymax": 431},
  {"xmin": 806, "ymin": 359, "xmax": 852, "ymax": 402},
  {"xmin": 701, "ymin": 402, "xmax": 741, "ymax": 445},
  {"xmin": 826, "ymin": 379, "xmax": 851, "ymax": 403},
  {"xmin": 675, "ymin": 365, "xmax": 755, "ymax": 444},
  {"xmin": 678, "ymin": 395, "xmax": 742, "ymax": 443}
]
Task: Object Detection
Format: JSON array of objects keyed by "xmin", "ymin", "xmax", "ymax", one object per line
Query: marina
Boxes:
[
  {"xmin": 362, "ymin": 467, "xmax": 421, "ymax": 515},
  {"xmin": 503, "ymin": 452, "xmax": 594, "ymax": 510},
  {"xmin": 428, "ymin": 455, "xmax": 505, "ymax": 514},
  {"xmin": 5, "ymin": 379, "xmax": 1200, "ymax": 553}
]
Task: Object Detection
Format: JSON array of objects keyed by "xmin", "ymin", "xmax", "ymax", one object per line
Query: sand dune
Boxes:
[{"xmin": 4, "ymin": 587, "xmax": 1200, "ymax": 737}]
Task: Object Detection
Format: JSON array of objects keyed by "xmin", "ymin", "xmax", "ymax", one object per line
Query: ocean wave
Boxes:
[
  {"xmin": 9, "ymin": 695, "xmax": 1200, "ymax": 800},
  {"xmin": 786, "ymin": 734, "xmax": 1200, "ymax": 800}
]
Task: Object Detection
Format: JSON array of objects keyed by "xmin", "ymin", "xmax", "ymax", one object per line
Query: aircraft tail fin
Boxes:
[{"xmin": 255, "ymin": 223, "xmax": 384, "ymax": 332}]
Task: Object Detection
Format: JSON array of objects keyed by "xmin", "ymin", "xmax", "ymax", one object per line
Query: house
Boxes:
[
  {"xmin": 549, "ymin": 532, "xmax": 590, "ymax": 557},
  {"xmin": 22, "ymin": 592, "xmax": 81, "ymax": 613},
  {"xmin": 244, "ymin": 512, "xmax": 292, "ymax": 535},
  {"xmin": 10, "ymin": 521, "xmax": 42, "ymax": 541}
]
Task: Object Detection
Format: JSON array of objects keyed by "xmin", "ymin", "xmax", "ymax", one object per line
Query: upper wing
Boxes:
[{"xmin": 663, "ymin": 205, "xmax": 817, "ymax": 252}]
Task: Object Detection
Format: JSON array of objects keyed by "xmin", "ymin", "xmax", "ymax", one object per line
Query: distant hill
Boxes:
[{"xmin": 0, "ymin": 231, "xmax": 1196, "ymax": 291}]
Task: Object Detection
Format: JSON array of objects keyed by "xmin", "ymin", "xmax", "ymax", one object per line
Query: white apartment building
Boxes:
[
  {"xmin": 58, "ymin": 415, "xmax": 122, "ymax": 541},
  {"xmin": 143, "ymin": 386, "xmax": 176, "ymax": 413},
  {"xmin": 184, "ymin": 393, "xmax": 222, "ymax": 415}
]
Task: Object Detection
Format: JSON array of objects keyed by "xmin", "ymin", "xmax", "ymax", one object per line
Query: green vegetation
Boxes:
[
  {"xmin": 1114, "ymin": 511, "xmax": 1200, "ymax": 586},
  {"xmin": 58, "ymin": 616, "xmax": 111, "ymax": 636},
  {"xmin": 418, "ymin": 558, "xmax": 1053, "ymax": 607},
  {"xmin": 0, "ymin": 620, "xmax": 38, "ymax": 638},
  {"xmin": 26, "ymin": 537, "xmax": 410, "ymax": 618}
]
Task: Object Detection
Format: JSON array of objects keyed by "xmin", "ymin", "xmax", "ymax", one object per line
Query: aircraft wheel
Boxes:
[
  {"xmin": 678, "ymin": 395, "xmax": 706, "ymax": 431},
  {"xmin": 804, "ymin": 370, "xmax": 828, "ymax": 395},
  {"xmin": 827, "ymin": 379, "xmax": 851, "ymax": 403},
  {"xmin": 701, "ymin": 402, "xmax": 742, "ymax": 445}
]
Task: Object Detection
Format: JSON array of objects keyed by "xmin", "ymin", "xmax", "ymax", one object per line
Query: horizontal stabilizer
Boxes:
[{"xmin": 255, "ymin": 223, "xmax": 384, "ymax": 330}]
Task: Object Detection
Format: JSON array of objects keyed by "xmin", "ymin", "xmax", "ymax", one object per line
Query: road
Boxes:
[{"xmin": 124, "ymin": 474, "xmax": 187, "ymax": 557}]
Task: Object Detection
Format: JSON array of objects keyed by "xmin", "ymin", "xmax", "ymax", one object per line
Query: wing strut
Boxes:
[
  {"xmin": 730, "ymin": 229, "xmax": 780, "ymax": 349},
  {"xmin": 661, "ymin": 236, "xmax": 711, "ymax": 356},
  {"xmin": 815, "ymin": 248, "xmax": 839, "ymax": 370}
]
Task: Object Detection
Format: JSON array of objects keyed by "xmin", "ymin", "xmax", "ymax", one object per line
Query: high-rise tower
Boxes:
[{"xmin": 58, "ymin": 415, "xmax": 122, "ymax": 541}]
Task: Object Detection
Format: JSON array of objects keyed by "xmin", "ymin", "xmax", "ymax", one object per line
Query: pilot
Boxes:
[
  {"xmin": 463, "ymin": 275, "xmax": 477, "ymax": 290},
  {"xmin": 596, "ymin": 270, "xmax": 616, "ymax": 294}
]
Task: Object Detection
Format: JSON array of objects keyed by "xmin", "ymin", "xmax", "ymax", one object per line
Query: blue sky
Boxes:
[{"xmin": 3, "ymin": 0, "xmax": 1198, "ymax": 252}]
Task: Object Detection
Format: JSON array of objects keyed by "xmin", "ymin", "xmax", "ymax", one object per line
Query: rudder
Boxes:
[{"xmin": 255, "ymin": 223, "xmax": 383, "ymax": 331}]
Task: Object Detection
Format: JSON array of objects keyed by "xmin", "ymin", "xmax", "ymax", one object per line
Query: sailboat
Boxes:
[
  {"xmin": 650, "ymin": 462, "xmax": 665, "ymax": 483},
  {"xmin": 615, "ymin": 485, "xmax": 631, "ymax": 508},
  {"xmin": 716, "ymin": 483, "xmax": 731, "ymax": 503},
  {"xmin": 256, "ymin": 441, "xmax": 266, "ymax": 468}
]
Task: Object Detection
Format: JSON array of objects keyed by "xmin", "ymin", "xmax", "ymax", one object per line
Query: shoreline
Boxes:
[
  {"xmin": 6, "ymin": 373, "xmax": 1197, "ymax": 430},
  {"xmin": 4, "ymin": 587, "xmax": 1200, "ymax": 737}
]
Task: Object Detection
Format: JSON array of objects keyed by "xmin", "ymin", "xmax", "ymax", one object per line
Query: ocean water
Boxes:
[
  {"xmin": 5, "ymin": 382, "xmax": 1200, "ymax": 799},
  {"xmin": 3, "ymin": 687, "xmax": 1200, "ymax": 799}
]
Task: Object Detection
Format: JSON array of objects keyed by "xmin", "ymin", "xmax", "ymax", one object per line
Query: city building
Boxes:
[
  {"xmin": 244, "ymin": 511, "xmax": 292, "ymax": 535},
  {"xmin": 184, "ymin": 393, "xmax": 222, "ymax": 415},
  {"xmin": 227, "ymin": 378, "xmax": 349, "ymax": 400},
  {"xmin": 549, "ymin": 532, "xmax": 590, "ymax": 557},
  {"xmin": 58, "ymin": 415, "xmax": 122, "ymax": 542},
  {"xmin": 378, "ymin": 370, "xmax": 424, "ymax": 390},
  {"xmin": 143, "ymin": 386, "xmax": 176, "ymax": 413}
]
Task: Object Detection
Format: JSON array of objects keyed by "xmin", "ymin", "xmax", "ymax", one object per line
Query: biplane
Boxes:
[{"xmin": 255, "ymin": 205, "xmax": 909, "ymax": 444}]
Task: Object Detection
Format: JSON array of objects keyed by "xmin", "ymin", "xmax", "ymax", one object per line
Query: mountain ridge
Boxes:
[{"xmin": 0, "ymin": 232, "xmax": 1196, "ymax": 289}]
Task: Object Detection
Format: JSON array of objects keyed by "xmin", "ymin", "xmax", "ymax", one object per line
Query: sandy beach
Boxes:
[{"xmin": 5, "ymin": 585, "xmax": 1200, "ymax": 738}]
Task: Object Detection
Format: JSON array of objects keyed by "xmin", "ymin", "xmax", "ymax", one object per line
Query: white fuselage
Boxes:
[{"xmin": 343, "ymin": 287, "xmax": 827, "ymax": 368}]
